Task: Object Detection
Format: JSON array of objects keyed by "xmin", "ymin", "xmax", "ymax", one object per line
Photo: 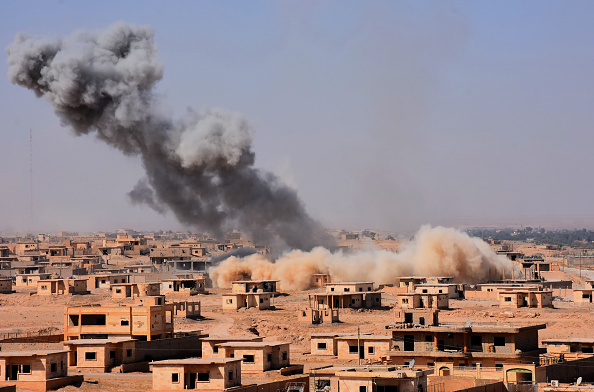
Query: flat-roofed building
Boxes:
[
  {"xmin": 36, "ymin": 279, "xmax": 88, "ymax": 296},
  {"xmin": 222, "ymin": 292, "xmax": 272, "ymax": 310},
  {"xmin": 231, "ymin": 280, "xmax": 278, "ymax": 294},
  {"xmin": 202, "ymin": 336, "xmax": 264, "ymax": 358},
  {"xmin": 396, "ymin": 293, "xmax": 449, "ymax": 310},
  {"xmin": 393, "ymin": 308, "xmax": 439, "ymax": 326},
  {"xmin": 414, "ymin": 283, "xmax": 463, "ymax": 299},
  {"xmin": 15, "ymin": 273, "xmax": 51, "ymax": 288},
  {"xmin": 326, "ymin": 282, "xmax": 374, "ymax": 293},
  {"xmin": 161, "ymin": 278, "xmax": 206, "ymax": 295},
  {"xmin": 308, "ymin": 291, "xmax": 382, "ymax": 309},
  {"xmin": 0, "ymin": 277, "xmax": 13, "ymax": 294},
  {"xmin": 172, "ymin": 300, "xmax": 201, "ymax": 319},
  {"xmin": 63, "ymin": 338, "xmax": 136, "ymax": 373},
  {"xmin": 297, "ymin": 307, "xmax": 339, "ymax": 324},
  {"xmin": 385, "ymin": 323, "xmax": 546, "ymax": 370},
  {"xmin": 310, "ymin": 365, "xmax": 430, "ymax": 392},
  {"xmin": 64, "ymin": 303, "xmax": 174, "ymax": 341},
  {"xmin": 0, "ymin": 350, "xmax": 83, "ymax": 392},
  {"xmin": 336, "ymin": 335, "xmax": 393, "ymax": 361},
  {"xmin": 498, "ymin": 290, "xmax": 553, "ymax": 308},
  {"xmin": 87, "ymin": 274, "xmax": 130, "ymax": 290},
  {"xmin": 573, "ymin": 289, "xmax": 594, "ymax": 304},
  {"xmin": 311, "ymin": 273, "xmax": 331, "ymax": 288},
  {"xmin": 542, "ymin": 337, "xmax": 594, "ymax": 361},
  {"xmin": 216, "ymin": 341, "xmax": 290, "ymax": 373},
  {"xmin": 151, "ymin": 358, "xmax": 242, "ymax": 391},
  {"xmin": 110, "ymin": 282, "xmax": 160, "ymax": 299}
]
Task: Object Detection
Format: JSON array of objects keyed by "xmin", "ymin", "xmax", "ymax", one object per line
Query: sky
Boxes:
[{"xmin": 1, "ymin": 0, "xmax": 594, "ymax": 235}]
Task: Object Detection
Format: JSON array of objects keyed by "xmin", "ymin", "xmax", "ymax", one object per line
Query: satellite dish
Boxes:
[
  {"xmin": 409, "ymin": 359, "xmax": 415, "ymax": 370},
  {"xmin": 577, "ymin": 377, "xmax": 582, "ymax": 386},
  {"xmin": 465, "ymin": 319, "xmax": 472, "ymax": 328}
]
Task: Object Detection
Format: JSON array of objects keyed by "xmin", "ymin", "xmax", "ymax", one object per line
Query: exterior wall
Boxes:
[
  {"xmin": 0, "ymin": 352, "xmax": 68, "ymax": 383},
  {"xmin": 394, "ymin": 309, "xmax": 438, "ymax": 326},
  {"xmin": 222, "ymin": 294, "xmax": 271, "ymax": 310},
  {"xmin": 172, "ymin": 301, "xmax": 201, "ymax": 318},
  {"xmin": 397, "ymin": 294, "xmax": 422, "ymax": 309},
  {"xmin": 326, "ymin": 283, "xmax": 374, "ymax": 293},
  {"xmin": 152, "ymin": 361, "xmax": 241, "ymax": 391},
  {"xmin": 201, "ymin": 338, "xmax": 264, "ymax": 358},
  {"xmin": 573, "ymin": 290, "xmax": 594, "ymax": 303},
  {"xmin": 0, "ymin": 279, "xmax": 12, "ymax": 294},
  {"xmin": 15, "ymin": 274, "xmax": 50, "ymax": 288},
  {"xmin": 336, "ymin": 339, "xmax": 392, "ymax": 360},
  {"xmin": 298, "ymin": 308, "xmax": 339, "ymax": 324},
  {"xmin": 312, "ymin": 274, "xmax": 330, "ymax": 287},
  {"xmin": 311, "ymin": 337, "xmax": 339, "ymax": 356},
  {"xmin": 219, "ymin": 344, "xmax": 290, "ymax": 373},
  {"xmin": 415, "ymin": 284, "xmax": 459, "ymax": 299},
  {"xmin": 111, "ymin": 285, "xmax": 133, "ymax": 299},
  {"xmin": 65, "ymin": 341, "xmax": 136, "ymax": 372}
]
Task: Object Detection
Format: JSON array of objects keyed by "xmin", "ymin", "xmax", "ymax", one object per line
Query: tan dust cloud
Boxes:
[{"xmin": 209, "ymin": 225, "xmax": 518, "ymax": 290}]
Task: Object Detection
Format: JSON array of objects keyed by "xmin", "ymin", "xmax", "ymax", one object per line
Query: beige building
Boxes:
[
  {"xmin": 573, "ymin": 289, "xmax": 594, "ymax": 304},
  {"xmin": 542, "ymin": 337, "xmax": 594, "ymax": 361},
  {"xmin": 297, "ymin": 307, "xmax": 339, "ymax": 324},
  {"xmin": 336, "ymin": 335, "xmax": 393, "ymax": 361},
  {"xmin": 311, "ymin": 273, "xmax": 331, "ymax": 288},
  {"xmin": 396, "ymin": 293, "xmax": 449, "ymax": 309},
  {"xmin": 393, "ymin": 308, "xmax": 439, "ymax": 326},
  {"xmin": 231, "ymin": 280, "xmax": 278, "ymax": 294},
  {"xmin": 15, "ymin": 273, "xmax": 51, "ymax": 288},
  {"xmin": 415, "ymin": 283, "xmax": 463, "ymax": 299},
  {"xmin": 64, "ymin": 303, "xmax": 174, "ymax": 341},
  {"xmin": 63, "ymin": 338, "xmax": 136, "ymax": 373},
  {"xmin": 498, "ymin": 290, "xmax": 553, "ymax": 308},
  {"xmin": 310, "ymin": 365, "xmax": 430, "ymax": 392},
  {"xmin": 0, "ymin": 350, "xmax": 82, "ymax": 392},
  {"xmin": 222, "ymin": 292, "xmax": 272, "ymax": 310},
  {"xmin": 161, "ymin": 278, "xmax": 206, "ymax": 295},
  {"xmin": 326, "ymin": 282, "xmax": 374, "ymax": 293},
  {"xmin": 36, "ymin": 279, "xmax": 88, "ymax": 296},
  {"xmin": 87, "ymin": 274, "xmax": 130, "ymax": 290},
  {"xmin": 172, "ymin": 301, "xmax": 201, "ymax": 319},
  {"xmin": 216, "ymin": 341, "xmax": 290, "ymax": 373},
  {"xmin": 151, "ymin": 358, "xmax": 242, "ymax": 391},
  {"xmin": 111, "ymin": 282, "xmax": 161, "ymax": 299},
  {"xmin": 201, "ymin": 336, "xmax": 263, "ymax": 358},
  {"xmin": 0, "ymin": 277, "xmax": 13, "ymax": 294}
]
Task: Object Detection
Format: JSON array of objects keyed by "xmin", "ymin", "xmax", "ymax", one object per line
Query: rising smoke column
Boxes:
[
  {"xmin": 209, "ymin": 226, "xmax": 520, "ymax": 289},
  {"xmin": 6, "ymin": 22, "xmax": 335, "ymax": 250}
]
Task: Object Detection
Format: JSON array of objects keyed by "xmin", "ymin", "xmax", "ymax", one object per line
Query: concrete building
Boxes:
[
  {"xmin": 297, "ymin": 308, "xmax": 339, "ymax": 324},
  {"xmin": 172, "ymin": 301, "xmax": 201, "ymax": 319},
  {"xmin": 216, "ymin": 341, "xmax": 290, "ymax": 373},
  {"xmin": 335, "ymin": 335, "xmax": 393, "ymax": 361},
  {"xmin": 386, "ymin": 323, "xmax": 546, "ymax": 369},
  {"xmin": 311, "ymin": 274, "xmax": 331, "ymax": 288},
  {"xmin": 15, "ymin": 273, "xmax": 51, "ymax": 288},
  {"xmin": 201, "ymin": 336, "xmax": 264, "ymax": 358},
  {"xmin": 498, "ymin": 290, "xmax": 553, "ymax": 308},
  {"xmin": 151, "ymin": 358, "xmax": 242, "ymax": 391},
  {"xmin": 308, "ymin": 291, "xmax": 382, "ymax": 309},
  {"xmin": 222, "ymin": 292, "xmax": 272, "ymax": 310},
  {"xmin": 87, "ymin": 274, "xmax": 130, "ymax": 290},
  {"xmin": 414, "ymin": 283, "xmax": 463, "ymax": 299},
  {"xmin": 36, "ymin": 279, "xmax": 88, "ymax": 296},
  {"xmin": 0, "ymin": 350, "xmax": 83, "ymax": 392},
  {"xmin": 396, "ymin": 293, "xmax": 449, "ymax": 310},
  {"xmin": 110, "ymin": 282, "xmax": 160, "ymax": 299},
  {"xmin": 326, "ymin": 282, "xmax": 374, "ymax": 293},
  {"xmin": 310, "ymin": 365, "xmax": 430, "ymax": 392},
  {"xmin": 393, "ymin": 308, "xmax": 439, "ymax": 326},
  {"xmin": 64, "ymin": 303, "xmax": 174, "ymax": 341},
  {"xmin": 63, "ymin": 338, "xmax": 136, "ymax": 373},
  {"xmin": 161, "ymin": 278, "xmax": 205, "ymax": 295},
  {"xmin": 0, "ymin": 278, "xmax": 13, "ymax": 294},
  {"xmin": 231, "ymin": 280, "xmax": 278, "ymax": 294},
  {"xmin": 573, "ymin": 289, "xmax": 594, "ymax": 304},
  {"xmin": 542, "ymin": 337, "xmax": 594, "ymax": 361}
]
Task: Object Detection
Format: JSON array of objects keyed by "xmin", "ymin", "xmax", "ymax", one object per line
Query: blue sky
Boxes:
[{"xmin": 2, "ymin": 0, "xmax": 594, "ymax": 234}]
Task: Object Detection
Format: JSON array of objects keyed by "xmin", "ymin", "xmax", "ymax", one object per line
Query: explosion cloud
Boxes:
[
  {"xmin": 209, "ymin": 226, "xmax": 520, "ymax": 290},
  {"xmin": 6, "ymin": 22, "xmax": 334, "ymax": 250}
]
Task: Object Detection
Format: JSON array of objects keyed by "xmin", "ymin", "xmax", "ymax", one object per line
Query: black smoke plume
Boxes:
[{"xmin": 6, "ymin": 22, "xmax": 335, "ymax": 250}]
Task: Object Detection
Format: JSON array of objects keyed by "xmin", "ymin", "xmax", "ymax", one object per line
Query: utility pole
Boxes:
[{"xmin": 358, "ymin": 325, "xmax": 361, "ymax": 366}]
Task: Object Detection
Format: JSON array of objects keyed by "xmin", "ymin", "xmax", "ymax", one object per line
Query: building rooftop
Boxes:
[
  {"xmin": 216, "ymin": 341, "xmax": 290, "ymax": 348},
  {"xmin": 326, "ymin": 282, "xmax": 374, "ymax": 285},
  {"xmin": 231, "ymin": 280, "xmax": 279, "ymax": 284},
  {"xmin": 0, "ymin": 350, "xmax": 70, "ymax": 357},
  {"xmin": 151, "ymin": 358, "xmax": 242, "ymax": 365},
  {"xmin": 542, "ymin": 338, "xmax": 594, "ymax": 344},
  {"xmin": 64, "ymin": 338, "xmax": 136, "ymax": 345}
]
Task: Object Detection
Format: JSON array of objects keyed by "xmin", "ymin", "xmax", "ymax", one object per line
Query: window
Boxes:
[
  {"xmin": 344, "ymin": 288, "xmax": 350, "ymax": 292},
  {"xmin": 349, "ymin": 345, "xmax": 358, "ymax": 353},
  {"xmin": 171, "ymin": 373, "xmax": 179, "ymax": 383},
  {"xmin": 495, "ymin": 364, "xmax": 503, "ymax": 369},
  {"xmin": 425, "ymin": 335, "xmax": 432, "ymax": 342},
  {"xmin": 259, "ymin": 298, "xmax": 263, "ymax": 303},
  {"xmin": 404, "ymin": 335, "xmax": 415, "ymax": 351},
  {"xmin": 197, "ymin": 372, "xmax": 209, "ymax": 382},
  {"xmin": 318, "ymin": 342, "xmax": 327, "ymax": 350},
  {"xmin": 41, "ymin": 285, "xmax": 47, "ymax": 290},
  {"xmin": 228, "ymin": 370, "xmax": 233, "ymax": 381},
  {"xmin": 282, "ymin": 352, "xmax": 287, "ymax": 360},
  {"xmin": 226, "ymin": 299, "xmax": 233, "ymax": 304},
  {"xmin": 213, "ymin": 346, "xmax": 219, "ymax": 354},
  {"xmin": 330, "ymin": 288, "xmax": 334, "ymax": 292},
  {"xmin": 21, "ymin": 365, "xmax": 31, "ymax": 374},
  {"xmin": 81, "ymin": 314, "xmax": 106, "ymax": 326},
  {"xmin": 267, "ymin": 354, "xmax": 272, "ymax": 362},
  {"xmin": 121, "ymin": 319, "xmax": 129, "ymax": 326},
  {"xmin": 50, "ymin": 363, "xmax": 57, "ymax": 372},
  {"xmin": 115, "ymin": 288, "xmax": 122, "ymax": 293},
  {"xmin": 422, "ymin": 289, "xmax": 428, "ymax": 293},
  {"xmin": 471, "ymin": 336, "xmax": 482, "ymax": 346},
  {"xmin": 109, "ymin": 351, "xmax": 116, "ymax": 359},
  {"xmin": 494, "ymin": 336, "xmax": 505, "ymax": 347},
  {"xmin": 243, "ymin": 355, "xmax": 255, "ymax": 363},
  {"xmin": 85, "ymin": 352, "xmax": 97, "ymax": 361},
  {"xmin": 368, "ymin": 346, "xmax": 375, "ymax": 354},
  {"xmin": 419, "ymin": 317, "xmax": 425, "ymax": 326},
  {"xmin": 439, "ymin": 290, "xmax": 443, "ymax": 293},
  {"xmin": 427, "ymin": 362, "xmax": 434, "ymax": 367},
  {"xmin": 360, "ymin": 387, "xmax": 367, "ymax": 392},
  {"xmin": 583, "ymin": 347, "xmax": 594, "ymax": 354},
  {"xmin": 126, "ymin": 349, "xmax": 132, "ymax": 357},
  {"xmin": 505, "ymin": 297, "xmax": 512, "ymax": 302}
]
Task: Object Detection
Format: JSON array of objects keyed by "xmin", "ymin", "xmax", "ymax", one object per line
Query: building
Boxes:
[
  {"xmin": 542, "ymin": 338, "xmax": 594, "ymax": 361},
  {"xmin": 386, "ymin": 323, "xmax": 546, "ymax": 369},
  {"xmin": 216, "ymin": 341, "xmax": 290, "ymax": 373},
  {"xmin": 201, "ymin": 336, "xmax": 264, "ymax": 358},
  {"xmin": 231, "ymin": 280, "xmax": 278, "ymax": 294},
  {"xmin": 63, "ymin": 338, "xmax": 136, "ymax": 373},
  {"xmin": 498, "ymin": 290, "xmax": 553, "ymax": 308},
  {"xmin": 311, "ymin": 274, "xmax": 331, "ymax": 288},
  {"xmin": 87, "ymin": 274, "xmax": 130, "ymax": 290},
  {"xmin": 310, "ymin": 365, "xmax": 430, "ymax": 392},
  {"xmin": 14, "ymin": 273, "xmax": 51, "ymax": 288},
  {"xmin": 36, "ymin": 279, "xmax": 88, "ymax": 296},
  {"xmin": 222, "ymin": 292, "xmax": 272, "ymax": 310},
  {"xmin": 172, "ymin": 301, "xmax": 201, "ymax": 319},
  {"xmin": 161, "ymin": 278, "xmax": 206, "ymax": 295},
  {"xmin": 335, "ymin": 335, "xmax": 393, "ymax": 361},
  {"xmin": 297, "ymin": 308, "xmax": 339, "ymax": 324},
  {"xmin": 392, "ymin": 308, "xmax": 439, "ymax": 326},
  {"xmin": 573, "ymin": 289, "xmax": 594, "ymax": 304},
  {"xmin": 0, "ymin": 277, "xmax": 13, "ymax": 294},
  {"xmin": 110, "ymin": 282, "xmax": 161, "ymax": 299},
  {"xmin": 395, "ymin": 293, "xmax": 449, "ymax": 310},
  {"xmin": 64, "ymin": 303, "xmax": 174, "ymax": 341},
  {"xmin": 414, "ymin": 283, "xmax": 463, "ymax": 299},
  {"xmin": 0, "ymin": 350, "xmax": 83, "ymax": 392},
  {"xmin": 326, "ymin": 282, "xmax": 374, "ymax": 293},
  {"xmin": 308, "ymin": 291, "xmax": 382, "ymax": 309},
  {"xmin": 151, "ymin": 358, "xmax": 242, "ymax": 391}
]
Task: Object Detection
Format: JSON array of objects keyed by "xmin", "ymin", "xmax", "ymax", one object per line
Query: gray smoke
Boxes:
[{"xmin": 6, "ymin": 22, "xmax": 335, "ymax": 250}]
